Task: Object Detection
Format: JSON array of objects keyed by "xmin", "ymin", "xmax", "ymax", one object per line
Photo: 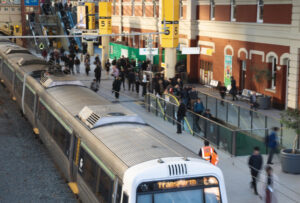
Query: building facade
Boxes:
[{"xmin": 109, "ymin": 0, "xmax": 300, "ymax": 110}]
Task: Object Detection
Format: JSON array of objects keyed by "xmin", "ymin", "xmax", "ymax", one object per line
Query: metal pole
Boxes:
[
  {"xmin": 215, "ymin": 98, "xmax": 218, "ymax": 118},
  {"xmin": 155, "ymin": 97, "xmax": 158, "ymax": 116},
  {"xmin": 205, "ymin": 95, "xmax": 208, "ymax": 109},
  {"xmin": 172, "ymin": 104, "xmax": 175, "ymax": 125},
  {"xmin": 250, "ymin": 112, "xmax": 253, "ymax": 136},
  {"xmin": 226, "ymin": 102, "xmax": 229, "ymax": 122},
  {"xmin": 232, "ymin": 131, "xmax": 237, "ymax": 156},
  {"xmin": 238, "ymin": 106, "xmax": 240, "ymax": 128}
]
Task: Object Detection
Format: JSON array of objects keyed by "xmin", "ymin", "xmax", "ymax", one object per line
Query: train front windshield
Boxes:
[{"xmin": 137, "ymin": 177, "xmax": 221, "ymax": 203}]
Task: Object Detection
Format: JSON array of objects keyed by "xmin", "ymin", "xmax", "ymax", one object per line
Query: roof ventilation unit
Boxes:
[
  {"xmin": 78, "ymin": 105, "xmax": 146, "ymax": 129},
  {"xmin": 40, "ymin": 74, "xmax": 84, "ymax": 88},
  {"xmin": 168, "ymin": 163, "xmax": 187, "ymax": 176}
]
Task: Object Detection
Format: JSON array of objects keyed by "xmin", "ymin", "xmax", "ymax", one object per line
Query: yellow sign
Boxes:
[
  {"xmin": 99, "ymin": 2, "xmax": 112, "ymax": 35},
  {"xmin": 85, "ymin": 2, "xmax": 95, "ymax": 30},
  {"xmin": 161, "ymin": 63, "xmax": 166, "ymax": 68},
  {"xmin": 161, "ymin": 0, "xmax": 179, "ymax": 48}
]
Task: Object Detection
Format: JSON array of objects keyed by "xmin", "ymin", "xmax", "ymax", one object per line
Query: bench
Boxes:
[
  {"xmin": 204, "ymin": 79, "xmax": 219, "ymax": 89},
  {"xmin": 238, "ymin": 89, "xmax": 263, "ymax": 101}
]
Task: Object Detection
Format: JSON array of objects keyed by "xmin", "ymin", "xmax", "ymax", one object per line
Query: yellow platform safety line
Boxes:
[
  {"xmin": 68, "ymin": 182, "xmax": 79, "ymax": 195},
  {"xmin": 165, "ymin": 94, "xmax": 194, "ymax": 134},
  {"xmin": 12, "ymin": 96, "xmax": 16, "ymax": 101},
  {"xmin": 33, "ymin": 128, "xmax": 39, "ymax": 135},
  {"xmin": 75, "ymin": 138, "xmax": 81, "ymax": 166}
]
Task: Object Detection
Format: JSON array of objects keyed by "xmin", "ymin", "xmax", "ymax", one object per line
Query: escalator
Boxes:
[{"xmin": 67, "ymin": 11, "xmax": 82, "ymax": 50}]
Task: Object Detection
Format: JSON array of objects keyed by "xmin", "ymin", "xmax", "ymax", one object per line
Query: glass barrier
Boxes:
[
  {"xmin": 205, "ymin": 120, "xmax": 219, "ymax": 147},
  {"xmin": 156, "ymin": 98, "xmax": 165, "ymax": 119},
  {"xmin": 227, "ymin": 103, "xmax": 239, "ymax": 126},
  {"xmin": 281, "ymin": 126, "xmax": 296, "ymax": 149},
  {"xmin": 197, "ymin": 93, "xmax": 207, "ymax": 109},
  {"xmin": 239, "ymin": 107, "xmax": 252, "ymax": 132},
  {"xmin": 207, "ymin": 97, "xmax": 217, "ymax": 117},
  {"xmin": 216, "ymin": 99, "xmax": 227, "ymax": 122},
  {"xmin": 252, "ymin": 113, "xmax": 266, "ymax": 138},
  {"xmin": 219, "ymin": 126, "xmax": 233, "ymax": 154}
]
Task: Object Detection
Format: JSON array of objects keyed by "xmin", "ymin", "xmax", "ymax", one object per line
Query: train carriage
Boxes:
[{"xmin": 0, "ymin": 39, "xmax": 227, "ymax": 203}]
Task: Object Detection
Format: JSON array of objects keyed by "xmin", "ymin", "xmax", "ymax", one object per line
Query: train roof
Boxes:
[
  {"xmin": 91, "ymin": 124, "xmax": 198, "ymax": 168},
  {"xmin": 47, "ymin": 86, "xmax": 110, "ymax": 116}
]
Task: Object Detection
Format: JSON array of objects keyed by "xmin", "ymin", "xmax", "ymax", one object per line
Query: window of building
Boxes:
[
  {"xmin": 153, "ymin": 0, "xmax": 156, "ymax": 17},
  {"xmin": 142, "ymin": 0, "xmax": 145, "ymax": 16},
  {"xmin": 179, "ymin": 0, "xmax": 183, "ymax": 18},
  {"xmin": 231, "ymin": 0, "xmax": 236, "ymax": 21},
  {"xmin": 271, "ymin": 57, "xmax": 276, "ymax": 89},
  {"xmin": 4, "ymin": 7, "xmax": 8, "ymax": 11},
  {"xmin": 257, "ymin": 0, "xmax": 263, "ymax": 23},
  {"xmin": 132, "ymin": 0, "xmax": 135, "ymax": 16},
  {"xmin": 11, "ymin": 7, "xmax": 15, "ymax": 11},
  {"xmin": 113, "ymin": 0, "xmax": 116, "ymax": 15},
  {"xmin": 210, "ymin": 0, "xmax": 215, "ymax": 20}
]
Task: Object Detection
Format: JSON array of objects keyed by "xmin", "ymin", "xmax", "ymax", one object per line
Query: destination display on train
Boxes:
[
  {"xmin": 137, "ymin": 177, "xmax": 219, "ymax": 193},
  {"xmin": 157, "ymin": 179, "xmax": 198, "ymax": 189}
]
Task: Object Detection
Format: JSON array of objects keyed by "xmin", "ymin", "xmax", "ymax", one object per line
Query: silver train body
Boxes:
[{"xmin": 0, "ymin": 39, "xmax": 227, "ymax": 203}]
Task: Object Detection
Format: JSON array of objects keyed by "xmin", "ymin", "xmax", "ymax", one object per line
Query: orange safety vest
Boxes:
[{"xmin": 201, "ymin": 146, "xmax": 219, "ymax": 165}]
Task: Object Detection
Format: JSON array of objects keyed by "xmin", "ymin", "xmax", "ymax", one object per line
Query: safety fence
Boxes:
[
  {"xmin": 195, "ymin": 91, "xmax": 296, "ymax": 149},
  {"xmin": 145, "ymin": 93, "xmax": 268, "ymax": 156}
]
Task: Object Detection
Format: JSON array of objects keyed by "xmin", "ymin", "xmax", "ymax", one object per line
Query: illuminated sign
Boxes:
[
  {"xmin": 157, "ymin": 179, "xmax": 197, "ymax": 189},
  {"xmin": 85, "ymin": 2, "xmax": 95, "ymax": 30},
  {"xmin": 161, "ymin": 0, "xmax": 179, "ymax": 48},
  {"xmin": 99, "ymin": 2, "xmax": 112, "ymax": 35}
]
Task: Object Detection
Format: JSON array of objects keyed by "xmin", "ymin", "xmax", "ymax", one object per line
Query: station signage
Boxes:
[
  {"xmin": 182, "ymin": 47, "xmax": 200, "ymax": 55},
  {"xmin": 99, "ymin": 2, "xmax": 112, "ymax": 35},
  {"xmin": 139, "ymin": 48, "xmax": 158, "ymax": 55},
  {"xmin": 161, "ymin": 0, "xmax": 179, "ymax": 48},
  {"xmin": 24, "ymin": 0, "xmax": 38, "ymax": 6}
]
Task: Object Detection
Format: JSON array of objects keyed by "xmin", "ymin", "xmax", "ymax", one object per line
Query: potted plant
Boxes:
[{"xmin": 280, "ymin": 109, "xmax": 300, "ymax": 174}]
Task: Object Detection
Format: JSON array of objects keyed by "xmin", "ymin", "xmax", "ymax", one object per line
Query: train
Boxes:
[{"xmin": 0, "ymin": 38, "xmax": 228, "ymax": 203}]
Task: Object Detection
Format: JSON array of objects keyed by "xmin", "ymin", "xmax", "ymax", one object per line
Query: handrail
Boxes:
[{"xmin": 67, "ymin": 11, "xmax": 82, "ymax": 49}]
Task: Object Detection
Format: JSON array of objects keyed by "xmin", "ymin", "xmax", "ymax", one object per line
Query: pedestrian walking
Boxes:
[
  {"xmin": 135, "ymin": 72, "xmax": 140, "ymax": 94},
  {"xmin": 105, "ymin": 59, "xmax": 111, "ymax": 78},
  {"xmin": 141, "ymin": 74, "xmax": 148, "ymax": 97},
  {"xmin": 203, "ymin": 109, "xmax": 212, "ymax": 119},
  {"xmin": 265, "ymin": 166, "xmax": 276, "ymax": 203},
  {"xmin": 250, "ymin": 91, "xmax": 259, "ymax": 113},
  {"xmin": 128, "ymin": 70, "xmax": 135, "ymax": 92},
  {"xmin": 119, "ymin": 68, "xmax": 126, "ymax": 90},
  {"xmin": 112, "ymin": 76, "xmax": 122, "ymax": 99},
  {"xmin": 219, "ymin": 83, "xmax": 227, "ymax": 105},
  {"xmin": 267, "ymin": 127, "xmax": 279, "ymax": 165},
  {"xmin": 248, "ymin": 146, "xmax": 263, "ymax": 196},
  {"xmin": 41, "ymin": 49, "xmax": 48, "ymax": 60},
  {"xmin": 176, "ymin": 99, "xmax": 186, "ymax": 134},
  {"xmin": 229, "ymin": 76, "xmax": 238, "ymax": 101},
  {"xmin": 193, "ymin": 98, "xmax": 204, "ymax": 131},
  {"xmin": 68, "ymin": 55, "xmax": 74, "ymax": 74},
  {"xmin": 74, "ymin": 56, "xmax": 80, "ymax": 74},
  {"xmin": 94, "ymin": 65, "xmax": 102, "ymax": 84},
  {"xmin": 198, "ymin": 140, "xmax": 219, "ymax": 165}
]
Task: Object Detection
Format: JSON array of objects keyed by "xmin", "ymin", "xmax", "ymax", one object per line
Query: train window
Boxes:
[
  {"xmin": 38, "ymin": 101, "xmax": 48, "ymax": 128},
  {"xmin": 2, "ymin": 62, "xmax": 14, "ymax": 83},
  {"xmin": 116, "ymin": 184, "xmax": 122, "ymax": 203},
  {"xmin": 53, "ymin": 120, "xmax": 71, "ymax": 156},
  {"xmin": 78, "ymin": 148, "xmax": 99, "ymax": 193},
  {"xmin": 97, "ymin": 169, "xmax": 114, "ymax": 203},
  {"xmin": 14, "ymin": 75, "xmax": 23, "ymax": 97},
  {"xmin": 24, "ymin": 86, "xmax": 35, "ymax": 111},
  {"xmin": 122, "ymin": 193, "xmax": 128, "ymax": 203}
]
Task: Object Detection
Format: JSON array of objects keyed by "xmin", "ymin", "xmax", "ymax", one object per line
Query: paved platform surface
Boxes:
[
  {"xmin": 74, "ymin": 66, "xmax": 300, "ymax": 203},
  {"xmin": 0, "ymin": 85, "xmax": 76, "ymax": 202}
]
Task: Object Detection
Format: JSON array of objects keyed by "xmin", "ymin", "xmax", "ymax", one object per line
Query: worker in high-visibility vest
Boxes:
[{"xmin": 198, "ymin": 140, "xmax": 219, "ymax": 165}]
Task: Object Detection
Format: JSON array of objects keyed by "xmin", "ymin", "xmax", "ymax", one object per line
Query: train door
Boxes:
[{"xmin": 70, "ymin": 133, "xmax": 81, "ymax": 181}]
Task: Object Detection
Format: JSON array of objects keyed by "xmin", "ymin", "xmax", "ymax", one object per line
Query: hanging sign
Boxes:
[
  {"xmin": 161, "ymin": 0, "xmax": 179, "ymax": 48},
  {"xmin": 139, "ymin": 48, "xmax": 158, "ymax": 55},
  {"xmin": 182, "ymin": 47, "xmax": 200, "ymax": 55},
  {"xmin": 99, "ymin": 2, "xmax": 112, "ymax": 35}
]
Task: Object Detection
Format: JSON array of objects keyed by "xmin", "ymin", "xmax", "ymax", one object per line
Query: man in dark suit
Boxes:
[{"xmin": 176, "ymin": 99, "xmax": 186, "ymax": 134}]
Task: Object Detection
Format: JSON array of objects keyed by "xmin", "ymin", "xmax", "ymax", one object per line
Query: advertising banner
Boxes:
[
  {"xmin": 85, "ymin": 2, "xmax": 95, "ymax": 30},
  {"xmin": 77, "ymin": 5, "xmax": 86, "ymax": 29},
  {"xmin": 99, "ymin": 2, "xmax": 112, "ymax": 35},
  {"xmin": 161, "ymin": 0, "xmax": 179, "ymax": 48},
  {"xmin": 24, "ymin": 0, "xmax": 38, "ymax": 6},
  {"xmin": 224, "ymin": 55, "xmax": 232, "ymax": 87},
  {"xmin": 139, "ymin": 48, "xmax": 158, "ymax": 55}
]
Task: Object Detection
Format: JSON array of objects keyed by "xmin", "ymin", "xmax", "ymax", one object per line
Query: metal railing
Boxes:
[
  {"xmin": 145, "ymin": 93, "xmax": 269, "ymax": 156},
  {"xmin": 195, "ymin": 90, "xmax": 296, "ymax": 149}
]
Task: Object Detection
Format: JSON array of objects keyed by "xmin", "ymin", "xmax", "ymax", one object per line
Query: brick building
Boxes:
[{"xmin": 109, "ymin": 0, "xmax": 300, "ymax": 110}]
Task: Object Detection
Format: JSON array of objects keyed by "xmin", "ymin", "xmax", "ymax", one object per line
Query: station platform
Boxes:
[{"xmin": 35, "ymin": 51, "xmax": 300, "ymax": 203}]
